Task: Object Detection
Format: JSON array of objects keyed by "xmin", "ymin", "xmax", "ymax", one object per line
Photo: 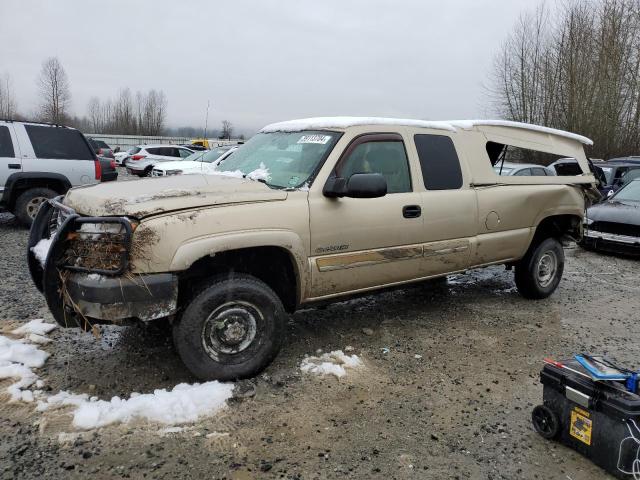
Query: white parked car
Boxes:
[
  {"xmin": 124, "ymin": 145, "xmax": 195, "ymax": 177},
  {"xmin": 151, "ymin": 146, "xmax": 238, "ymax": 176},
  {"xmin": 114, "ymin": 148, "xmax": 138, "ymax": 166}
]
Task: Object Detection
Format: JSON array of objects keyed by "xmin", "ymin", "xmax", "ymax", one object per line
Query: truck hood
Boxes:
[{"xmin": 64, "ymin": 174, "xmax": 288, "ymax": 218}]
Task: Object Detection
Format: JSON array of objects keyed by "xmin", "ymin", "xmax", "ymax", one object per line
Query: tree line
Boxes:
[
  {"xmin": 0, "ymin": 56, "xmax": 169, "ymax": 136},
  {"xmin": 489, "ymin": 0, "xmax": 640, "ymax": 159}
]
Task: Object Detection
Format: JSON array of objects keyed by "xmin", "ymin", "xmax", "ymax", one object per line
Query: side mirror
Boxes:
[{"xmin": 323, "ymin": 173, "xmax": 387, "ymax": 198}]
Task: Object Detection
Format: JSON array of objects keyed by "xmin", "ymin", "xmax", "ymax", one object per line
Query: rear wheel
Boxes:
[
  {"xmin": 532, "ymin": 405, "xmax": 560, "ymax": 439},
  {"xmin": 14, "ymin": 187, "xmax": 57, "ymax": 226},
  {"xmin": 515, "ymin": 237, "xmax": 564, "ymax": 299},
  {"xmin": 173, "ymin": 274, "xmax": 286, "ymax": 381}
]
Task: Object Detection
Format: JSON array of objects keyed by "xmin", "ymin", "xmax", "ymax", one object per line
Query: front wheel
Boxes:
[
  {"xmin": 515, "ymin": 237, "xmax": 564, "ymax": 299},
  {"xmin": 173, "ymin": 274, "xmax": 286, "ymax": 381}
]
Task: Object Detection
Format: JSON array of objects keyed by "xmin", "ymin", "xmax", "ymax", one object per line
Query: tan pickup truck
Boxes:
[{"xmin": 28, "ymin": 117, "xmax": 600, "ymax": 380}]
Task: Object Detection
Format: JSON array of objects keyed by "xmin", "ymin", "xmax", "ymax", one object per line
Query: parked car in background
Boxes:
[
  {"xmin": 180, "ymin": 143, "xmax": 207, "ymax": 151},
  {"xmin": 581, "ymin": 178, "xmax": 640, "ymax": 256},
  {"xmin": 151, "ymin": 146, "xmax": 238, "ymax": 176},
  {"xmin": 87, "ymin": 137, "xmax": 115, "ymax": 159},
  {"xmin": 608, "ymin": 156, "xmax": 640, "ymax": 165},
  {"xmin": 0, "ymin": 119, "xmax": 100, "ymax": 225},
  {"xmin": 114, "ymin": 147, "xmax": 137, "ymax": 166},
  {"xmin": 124, "ymin": 145, "xmax": 194, "ymax": 177},
  {"xmin": 598, "ymin": 161, "xmax": 640, "ymax": 196},
  {"xmin": 550, "ymin": 157, "xmax": 608, "ymax": 198},
  {"xmin": 99, "ymin": 157, "xmax": 118, "ymax": 182},
  {"xmin": 493, "ymin": 161, "xmax": 556, "ymax": 176}
]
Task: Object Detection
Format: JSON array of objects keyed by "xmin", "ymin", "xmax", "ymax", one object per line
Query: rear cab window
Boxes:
[
  {"xmin": 414, "ymin": 134, "xmax": 463, "ymax": 190},
  {"xmin": 25, "ymin": 125, "xmax": 94, "ymax": 160}
]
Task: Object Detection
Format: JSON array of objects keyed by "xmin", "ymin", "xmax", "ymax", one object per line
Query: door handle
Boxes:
[
  {"xmin": 402, "ymin": 205, "xmax": 421, "ymax": 218},
  {"xmin": 8, "ymin": 163, "xmax": 21, "ymax": 169}
]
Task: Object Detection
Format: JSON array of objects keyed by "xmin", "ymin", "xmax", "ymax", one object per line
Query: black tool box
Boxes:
[{"xmin": 534, "ymin": 360, "xmax": 640, "ymax": 479}]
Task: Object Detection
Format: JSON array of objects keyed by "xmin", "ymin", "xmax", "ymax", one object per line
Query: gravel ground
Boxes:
[{"xmin": 1, "ymin": 178, "xmax": 639, "ymax": 479}]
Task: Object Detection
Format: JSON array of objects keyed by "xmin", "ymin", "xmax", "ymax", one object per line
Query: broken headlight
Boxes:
[{"xmin": 62, "ymin": 218, "xmax": 137, "ymax": 275}]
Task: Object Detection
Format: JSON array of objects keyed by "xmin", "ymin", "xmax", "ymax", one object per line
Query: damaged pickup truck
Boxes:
[{"xmin": 27, "ymin": 117, "xmax": 601, "ymax": 380}]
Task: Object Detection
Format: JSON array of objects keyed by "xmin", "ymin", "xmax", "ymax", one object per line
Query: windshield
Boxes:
[
  {"xmin": 613, "ymin": 180, "xmax": 640, "ymax": 202},
  {"xmin": 181, "ymin": 147, "xmax": 233, "ymax": 163},
  {"xmin": 493, "ymin": 166, "xmax": 513, "ymax": 175},
  {"xmin": 215, "ymin": 131, "xmax": 340, "ymax": 188},
  {"xmin": 600, "ymin": 166, "xmax": 613, "ymax": 184}
]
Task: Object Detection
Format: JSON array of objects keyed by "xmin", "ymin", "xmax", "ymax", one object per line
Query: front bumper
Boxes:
[
  {"xmin": 28, "ymin": 197, "xmax": 178, "ymax": 326},
  {"xmin": 66, "ymin": 272, "xmax": 178, "ymax": 322},
  {"xmin": 582, "ymin": 229, "xmax": 640, "ymax": 256}
]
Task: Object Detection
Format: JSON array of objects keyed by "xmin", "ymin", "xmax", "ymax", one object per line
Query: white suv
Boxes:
[
  {"xmin": 151, "ymin": 146, "xmax": 238, "ymax": 176},
  {"xmin": 0, "ymin": 120, "xmax": 100, "ymax": 225},
  {"xmin": 124, "ymin": 145, "xmax": 194, "ymax": 177}
]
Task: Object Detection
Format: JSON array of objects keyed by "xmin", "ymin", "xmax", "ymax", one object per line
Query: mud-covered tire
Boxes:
[
  {"xmin": 14, "ymin": 187, "xmax": 57, "ymax": 226},
  {"xmin": 515, "ymin": 237, "xmax": 564, "ymax": 299},
  {"xmin": 173, "ymin": 274, "xmax": 286, "ymax": 381}
]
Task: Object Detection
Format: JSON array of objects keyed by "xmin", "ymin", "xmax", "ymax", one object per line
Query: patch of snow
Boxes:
[
  {"xmin": 12, "ymin": 319, "xmax": 57, "ymax": 337},
  {"xmin": 26, "ymin": 334, "xmax": 52, "ymax": 345},
  {"xmin": 261, "ymin": 117, "xmax": 457, "ymax": 134},
  {"xmin": 31, "ymin": 238, "xmax": 53, "ymax": 268},
  {"xmin": 300, "ymin": 350, "xmax": 363, "ymax": 378},
  {"xmin": 213, "ymin": 163, "xmax": 271, "ymax": 182},
  {"xmin": 260, "ymin": 116, "xmax": 593, "ymax": 146},
  {"xmin": 245, "ymin": 162, "xmax": 270, "ymax": 182},
  {"xmin": 158, "ymin": 426, "xmax": 188, "ymax": 435},
  {"xmin": 447, "ymin": 119, "xmax": 593, "ymax": 145},
  {"xmin": 39, "ymin": 382, "xmax": 234, "ymax": 430},
  {"xmin": 0, "ymin": 335, "xmax": 49, "ymax": 402}
]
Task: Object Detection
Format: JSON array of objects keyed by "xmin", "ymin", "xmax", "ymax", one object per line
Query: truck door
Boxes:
[
  {"xmin": 0, "ymin": 124, "xmax": 21, "ymax": 195},
  {"xmin": 308, "ymin": 133, "xmax": 425, "ymax": 298},
  {"xmin": 412, "ymin": 133, "xmax": 476, "ymax": 276}
]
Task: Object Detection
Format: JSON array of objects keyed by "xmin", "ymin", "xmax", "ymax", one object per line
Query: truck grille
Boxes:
[{"xmin": 590, "ymin": 221, "xmax": 640, "ymax": 238}]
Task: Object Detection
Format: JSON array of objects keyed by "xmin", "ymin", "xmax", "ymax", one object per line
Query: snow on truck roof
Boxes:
[{"xmin": 260, "ymin": 117, "xmax": 593, "ymax": 146}]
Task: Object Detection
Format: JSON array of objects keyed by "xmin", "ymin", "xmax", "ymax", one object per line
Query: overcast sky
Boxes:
[{"xmin": 0, "ymin": 0, "xmax": 541, "ymax": 134}]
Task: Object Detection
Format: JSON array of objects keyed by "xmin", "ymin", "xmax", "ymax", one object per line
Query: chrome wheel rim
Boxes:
[
  {"xmin": 536, "ymin": 251, "xmax": 558, "ymax": 288},
  {"xmin": 26, "ymin": 196, "xmax": 48, "ymax": 219},
  {"xmin": 202, "ymin": 301, "xmax": 259, "ymax": 357}
]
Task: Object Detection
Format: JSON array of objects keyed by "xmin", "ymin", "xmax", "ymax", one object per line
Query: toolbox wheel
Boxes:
[{"xmin": 532, "ymin": 405, "xmax": 560, "ymax": 440}]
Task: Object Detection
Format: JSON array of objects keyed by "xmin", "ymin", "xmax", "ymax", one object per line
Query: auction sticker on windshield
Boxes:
[{"xmin": 298, "ymin": 135, "xmax": 332, "ymax": 144}]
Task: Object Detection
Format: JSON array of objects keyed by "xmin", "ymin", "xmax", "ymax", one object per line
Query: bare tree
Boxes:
[
  {"xmin": 37, "ymin": 57, "xmax": 71, "ymax": 123},
  {"xmin": 0, "ymin": 73, "xmax": 17, "ymax": 118},
  {"xmin": 87, "ymin": 96, "xmax": 102, "ymax": 132},
  {"xmin": 220, "ymin": 120, "xmax": 233, "ymax": 139},
  {"xmin": 489, "ymin": 0, "xmax": 640, "ymax": 159}
]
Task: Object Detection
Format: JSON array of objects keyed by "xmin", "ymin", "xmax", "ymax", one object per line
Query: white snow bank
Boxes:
[
  {"xmin": 260, "ymin": 116, "xmax": 593, "ymax": 145},
  {"xmin": 12, "ymin": 318, "xmax": 57, "ymax": 337},
  {"xmin": 38, "ymin": 382, "xmax": 235, "ymax": 430},
  {"xmin": 300, "ymin": 350, "xmax": 363, "ymax": 378},
  {"xmin": 0, "ymin": 335, "xmax": 49, "ymax": 402},
  {"xmin": 31, "ymin": 238, "xmax": 53, "ymax": 268}
]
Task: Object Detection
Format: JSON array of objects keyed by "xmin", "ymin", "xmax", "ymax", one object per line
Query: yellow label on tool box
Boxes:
[{"xmin": 570, "ymin": 407, "xmax": 592, "ymax": 445}]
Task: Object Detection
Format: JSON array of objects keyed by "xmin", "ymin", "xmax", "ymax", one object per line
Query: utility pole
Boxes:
[{"xmin": 203, "ymin": 100, "xmax": 210, "ymax": 141}]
